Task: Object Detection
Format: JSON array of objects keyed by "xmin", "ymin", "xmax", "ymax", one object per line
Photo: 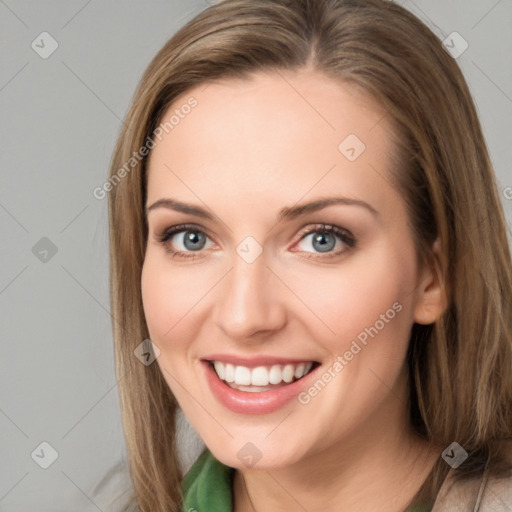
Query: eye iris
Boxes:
[
  {"xmin": 313, "ymin": 231, "xmax": 336, "ymax": 253},
  {"xmin": 183, "ymin": 231, "xmax": 206, "ymax": 251}
]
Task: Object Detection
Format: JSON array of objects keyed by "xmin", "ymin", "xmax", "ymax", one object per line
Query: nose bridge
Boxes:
[{"xmin": 215, "ymin": 246, "xmax": 284, "ymax": 339}]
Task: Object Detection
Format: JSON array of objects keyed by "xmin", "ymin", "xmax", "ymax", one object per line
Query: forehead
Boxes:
[{"xmin": 145, "ymin": 69, "xmax": 397, "ymax": 218}]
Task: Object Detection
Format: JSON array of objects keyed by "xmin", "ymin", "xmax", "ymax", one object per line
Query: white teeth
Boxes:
[
  {"xmin": 234, "ymin": 365, "xmax": 251, "ymax": 386},
  {"xmin": 234, "ymin": 384, "xmax": 270, "ymax": 392},
  {"xmin": 282, "ymin": 364, "xmax": 295, "ymax": 383},
  {"xmin": 212, "ymin": 361, "xmax": 316, "ymax": 386},
  {"xmin": 225, "ymin": 363, "xmax": 235, "ymax": 383},
  {"xmin": 251, "ymin": 366, "xmax": 269, "ymax": 386},
  {"xmin": 268, "ymin": 364, "xmax": 282, "ymax": 385},
  {"xmin": 294, "ymin": 363, "xmax": 306, "ymax": 379},
  {"xmin": 213, "ymin": 361, "xmax": 225, "ymax": 380}
]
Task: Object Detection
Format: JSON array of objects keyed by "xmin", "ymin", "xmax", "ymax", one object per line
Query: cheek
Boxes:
[
  {"xmin": 141, "ymin": 257, "xmax": 167, "ymax": 340},
  {"xmin": 141, "ymin": 257, "xmax": 201, "ymax": 400},
  {"xmin": 141, "ymin": 255, "xmax": 192, "ymax": 345},
  {"xmin": 141, "ymin": 251, "xmax": 205, "ymax": 334},
  {"xmin": 286, "ymin": 242, "xmax": 416, "ymax": 357}
]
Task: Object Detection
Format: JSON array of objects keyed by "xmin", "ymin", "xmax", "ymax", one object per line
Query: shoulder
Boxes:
[{"xmin": 432, "ymin": 440, "xmax": 512, "ymax": 511}]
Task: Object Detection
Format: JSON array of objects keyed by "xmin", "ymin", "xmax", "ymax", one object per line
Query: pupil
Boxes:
[
  {"xmin": 314, "ymin": 232, "xmax": 335, "ymax": 253},
  {"xmin": 184, "ymin": 231, "xmax": 205, "ymax": 251}
]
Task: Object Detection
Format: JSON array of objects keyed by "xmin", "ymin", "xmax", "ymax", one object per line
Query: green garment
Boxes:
[{"xmin": 182, "ymin": 448, "xmax": 432, "ymax": 512}]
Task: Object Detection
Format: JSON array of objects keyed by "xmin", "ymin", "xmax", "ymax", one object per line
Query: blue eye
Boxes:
[
  {"xmin": 158, "ymin": 224, "xmax": 213, "ymax": 259},
  {"xmin": 171, "ymin": 230, "xmax": 207, "ymax": 251},
  {"xmin": 295, "ymin": 224, "xmax": 356, "ymax": 259},
  {"xmin": 157, "ymin": 222, "xmax": 356, "ymax": 261}
]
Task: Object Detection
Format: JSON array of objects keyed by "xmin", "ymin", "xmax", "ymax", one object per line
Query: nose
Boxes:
[{"xmin": 214, "ymin": 248, "xmax": 287, "ymax": 342}]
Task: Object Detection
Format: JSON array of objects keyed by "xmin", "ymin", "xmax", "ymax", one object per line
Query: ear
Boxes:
[{"xmin": 413, "ymin": 238, "xmax": 447, "ymax": 325}]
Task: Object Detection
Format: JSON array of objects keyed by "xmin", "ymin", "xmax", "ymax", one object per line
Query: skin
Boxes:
[{"xmin": 141, "ymin": 68, "xmax": 446, "ymax": 511}]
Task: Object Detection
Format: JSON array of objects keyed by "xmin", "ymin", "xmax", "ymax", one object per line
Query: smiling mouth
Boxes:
[{"xmin": 207, "ymin": 360, "xmax": 320, "ymax": 392}]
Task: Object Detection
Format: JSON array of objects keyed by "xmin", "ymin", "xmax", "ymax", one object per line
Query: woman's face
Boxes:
[{"xmin": 141, "ymin": 69, "xmax": 436, "ymax": 469}]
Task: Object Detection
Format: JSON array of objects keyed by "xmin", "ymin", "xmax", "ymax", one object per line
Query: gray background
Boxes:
[{"xmin": 1, "ymin": 1, "xmax": 511, "ymax": 510}]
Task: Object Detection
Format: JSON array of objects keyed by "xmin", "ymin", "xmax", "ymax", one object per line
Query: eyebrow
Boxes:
[{"xmin": 145, "ymin": 196, "xmax": 379, "ymax": 222}]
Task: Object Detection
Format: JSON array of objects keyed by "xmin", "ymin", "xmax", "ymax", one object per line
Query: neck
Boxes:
[{"xmin": 233, "ymin": 370, "xmax": 443, "ymax": 512}]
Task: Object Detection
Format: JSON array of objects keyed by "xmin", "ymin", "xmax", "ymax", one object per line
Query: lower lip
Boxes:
[{"xmin": 203, "ymin": 361, "xmax": 319, "ymax": 415}]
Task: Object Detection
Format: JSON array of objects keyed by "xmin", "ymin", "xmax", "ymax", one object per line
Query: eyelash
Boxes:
[{"xmin": 156, "ymin": 223, "xmax": 356, "ymax": 261}]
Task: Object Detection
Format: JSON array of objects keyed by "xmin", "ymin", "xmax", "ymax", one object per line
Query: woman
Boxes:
[{"xmin": 105, "ymin": 0, "xmax": 512, "ymax": 510}]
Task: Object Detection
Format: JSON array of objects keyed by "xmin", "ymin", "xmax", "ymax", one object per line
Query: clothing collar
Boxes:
[{"xmin": 182, "ymin": 448, "xmax": 235, "ymax": 511}]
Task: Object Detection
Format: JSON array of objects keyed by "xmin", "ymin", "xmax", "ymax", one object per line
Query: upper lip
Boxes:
[{"xmin": 202, "ymin": 354, "xmax": 319, "ymax": 368}]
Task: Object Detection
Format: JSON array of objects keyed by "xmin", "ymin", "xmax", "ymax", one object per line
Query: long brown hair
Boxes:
[{"xmin": 106, "ymin": 0, "xmax": 512, "ymax": 509}]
